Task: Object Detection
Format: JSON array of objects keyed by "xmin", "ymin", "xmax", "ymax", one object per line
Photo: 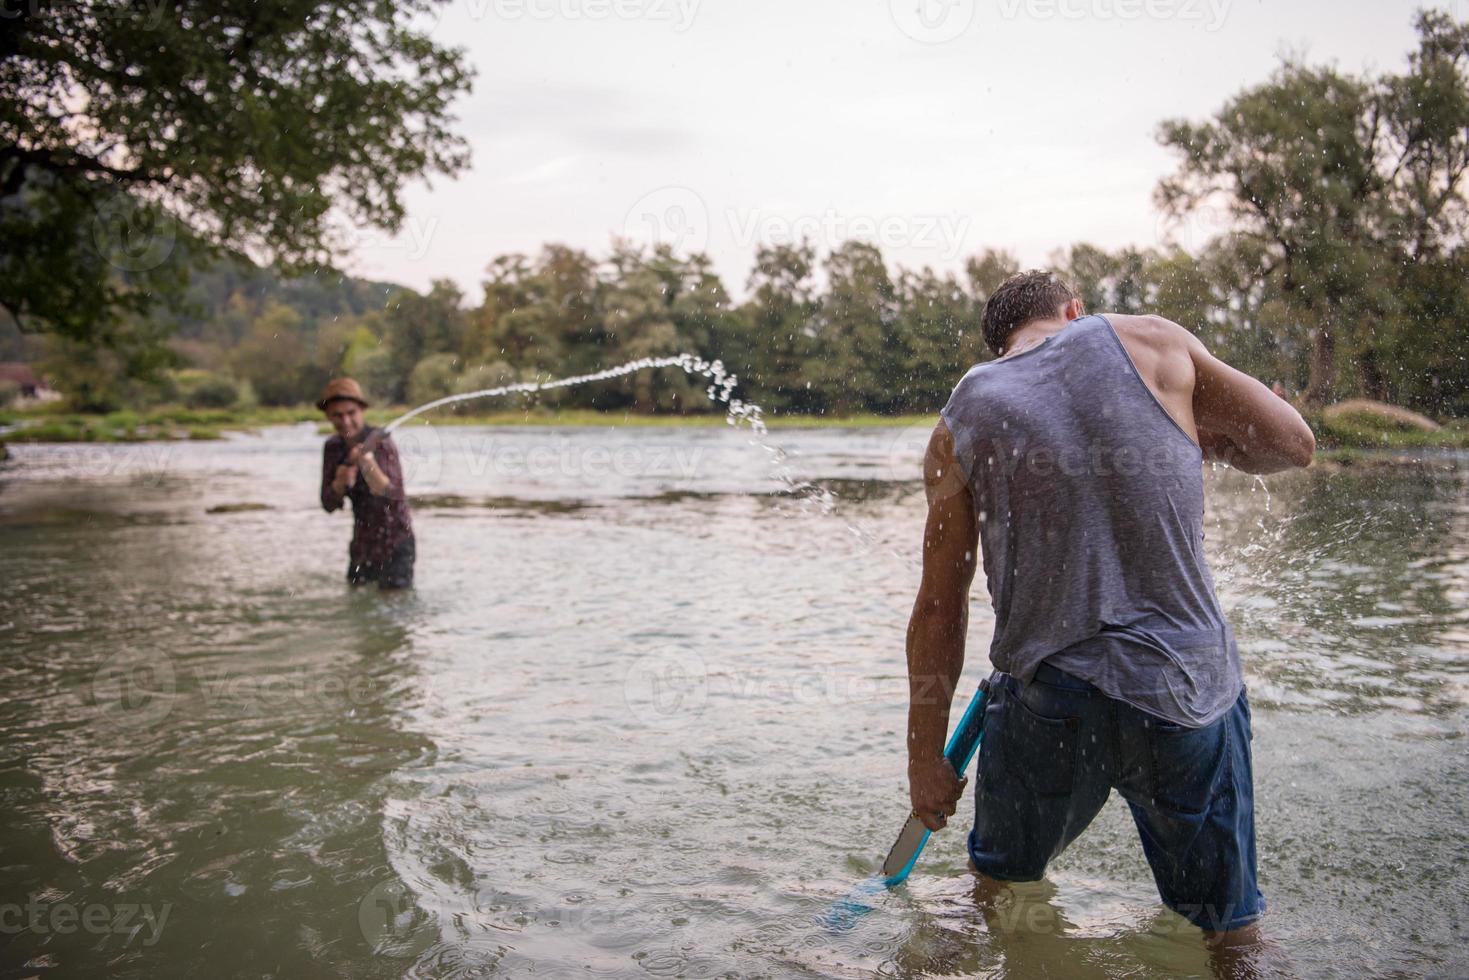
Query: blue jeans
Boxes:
[{"xmin": 967, "ymin": 661, "xmax": 1265, "ymax": 932}]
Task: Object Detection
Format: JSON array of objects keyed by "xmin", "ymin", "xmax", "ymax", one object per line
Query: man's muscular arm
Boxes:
[
  {"xmin": 1184, "ymin": 329, "xmax": 1315, "ymax": 473},
  {"xmin": 906, "ymin": 420, "xmax": 981, "ymax": 832},
  {"xmin": 1121, "ymin": 313, "xmax": 1315, "ymax": 474}
]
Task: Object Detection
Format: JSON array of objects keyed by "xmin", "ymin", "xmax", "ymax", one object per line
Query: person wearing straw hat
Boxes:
[{"xmin": 318, "ymin": 378, "xmax": 415, "ymax": 590}]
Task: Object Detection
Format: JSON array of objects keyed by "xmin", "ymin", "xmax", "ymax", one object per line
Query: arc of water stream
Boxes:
[
  {"xmin": 381, "ymin": 354, "xmax": 755, "ymax": 435},
  {"xmin": 364, "ymin": 353, "xmax": 839, "ymax": 517}
]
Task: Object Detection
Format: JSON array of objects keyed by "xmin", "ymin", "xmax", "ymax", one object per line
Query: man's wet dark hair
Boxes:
[{"xmin": 981, "ymin": 270, "xmax": 1078, "ymax": 355}]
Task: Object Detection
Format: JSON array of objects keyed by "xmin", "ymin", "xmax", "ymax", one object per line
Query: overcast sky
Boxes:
[{"xmin": 343, "ymin": 0, "xmax": 1459, "ymax": 300}]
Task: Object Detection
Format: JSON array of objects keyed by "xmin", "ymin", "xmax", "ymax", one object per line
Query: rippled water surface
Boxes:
[{"xmin": 1, "ymin": 423, "xmax": 1466, "ymax": 978}]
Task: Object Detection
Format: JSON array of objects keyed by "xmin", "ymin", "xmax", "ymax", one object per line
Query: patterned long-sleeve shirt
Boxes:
[{"xmin": 321, "ymin": 427, "xmax": 414, "ymax": 567}]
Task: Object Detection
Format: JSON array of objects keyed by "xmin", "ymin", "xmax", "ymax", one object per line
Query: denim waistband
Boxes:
[{"xmin": 1031, "ymin": 660, "xmax": 1099, "ymax": 691}]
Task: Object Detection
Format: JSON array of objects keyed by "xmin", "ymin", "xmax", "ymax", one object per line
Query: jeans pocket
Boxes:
[
  {"xmin": 1144, "ymin": 715, "xmax": 1228, "ymax": 815},
  {"xmin": 1004, "ymin": 692, "xmax": 1080, "ymax": 797}
]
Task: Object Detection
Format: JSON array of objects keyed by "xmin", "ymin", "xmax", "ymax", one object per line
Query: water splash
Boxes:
[
  {"xmin": 814, "ymin": 875, "xmax": 886, "ymax": 932},
  {"xmin": 382, "ymin": 353, "xmax": 837, "ymax": 517},
  {"xmin": 383, "ymin": 354, "xmax": 740, "ymax": 433},
  {"xmin": 1251, "ymin": 473, "xmax": 1273, "ymax": 512}
]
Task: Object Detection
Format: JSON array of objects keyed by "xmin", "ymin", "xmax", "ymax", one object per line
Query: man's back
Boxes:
[
  {"xmin": 939, "ymin": 313, "xmax": 1239, "ymax": 726},
  {"xmin": 905, "ymin": 272, "xmax": 1314, "ymax": 950}
]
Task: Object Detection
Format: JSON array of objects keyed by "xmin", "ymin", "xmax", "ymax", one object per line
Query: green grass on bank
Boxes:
[
  {"xmin": 0, "ymin": 415, "xmax": 222, "ymax": 443},
  {"xmin": 376, "ymin": 408, "xmax": 940, "ymax": 430},
  {"xmin": 0, "ymin": 404, "xmax": 318, "ymax": 443},
  {"xmin": 1309, "ymin": 412, "xmax": 1469, "ymax": 451},
  {"xmin": 4, "ymin": 400, "xmax": 1469, "ymax": 454},
  {"xmin": 0, "ymin": 403, "xmax": 940, "ymax": 443}
]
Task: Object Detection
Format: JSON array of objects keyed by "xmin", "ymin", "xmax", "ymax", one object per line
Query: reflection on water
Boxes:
[
  {"xmin": 0, "ymin": 428, "xmax": 1465, "ymax": 978},
  {"xmin": 1210, "ymin": 460, "xmax": 1469, "ymax": 716}
]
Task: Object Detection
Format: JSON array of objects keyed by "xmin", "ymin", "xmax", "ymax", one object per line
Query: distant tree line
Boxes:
[
  {"xmin": 3, "ymin": 9, "xmax": 1466, "ymax": 418},
  {"xmin": 6, "ymin": 224, "xmax": 1464, "ymax": 419}
]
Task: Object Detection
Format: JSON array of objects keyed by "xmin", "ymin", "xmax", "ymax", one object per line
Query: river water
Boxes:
[{"xmin": 1, "ymin": 423, "xmax": 1466, "ymax": 978}]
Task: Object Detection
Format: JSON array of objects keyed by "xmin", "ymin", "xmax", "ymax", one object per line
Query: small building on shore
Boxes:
[{"xmin": 0, "ymin": 363, "xmax": 59, "ymax": 405}]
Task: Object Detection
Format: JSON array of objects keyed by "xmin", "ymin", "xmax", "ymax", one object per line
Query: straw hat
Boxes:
[{"xmin": 316, "ymin": 377, "xmax": 370, "ymax": 411}]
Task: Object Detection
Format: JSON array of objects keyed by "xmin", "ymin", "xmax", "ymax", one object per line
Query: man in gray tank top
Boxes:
[{"xmin": 904, "ymin": 271, "xmax": 1314, "ymax": 961}]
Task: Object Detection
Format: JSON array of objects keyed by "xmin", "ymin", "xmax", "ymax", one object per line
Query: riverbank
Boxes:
[
  {"xmin": 0, "ymin": 404, "xmax": 940, "ymax": 443},
  {"xmin": 1309, "ymin": 405, "xmax": 1469, "ymax": 461},
  {"xmin": 3, "ymin": 403, "xmax": 1467, "ymax": 457},
  {"xmin": 0, "ymin": 406, "xmax": 313, "ymax": 443}
]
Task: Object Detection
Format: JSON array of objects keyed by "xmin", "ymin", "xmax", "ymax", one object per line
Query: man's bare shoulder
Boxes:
[
  {"xmin": 1101, "ymin": 313, "xmax": 1200, "ymax": 408},
  {"xmin": 1103, "ymin": 313, "xmax": 1198, "ymax": 353}
]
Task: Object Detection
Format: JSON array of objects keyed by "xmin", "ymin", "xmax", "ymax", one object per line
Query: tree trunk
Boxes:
[
  {"xmin": 1358, "ymin": 349, "xmax": 1387, "ymax": 402},
  {"xmin": 1303, "ymin": 325, "xmax": 1336, "ymax": 408}
]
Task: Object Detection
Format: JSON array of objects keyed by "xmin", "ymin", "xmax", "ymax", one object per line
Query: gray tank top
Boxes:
[{"xmin": 939, "ymin": 314, "xmax": 1241, "ymax": 727}]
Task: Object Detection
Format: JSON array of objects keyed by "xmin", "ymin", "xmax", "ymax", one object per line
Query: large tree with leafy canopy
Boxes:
[
  {"xmin": 0, "ymin": 0, "xmax": 473, "ymax": 358},
  {"xmin": 1157, "ymin": 10, "xmax": 1469, "ymax": 407}
]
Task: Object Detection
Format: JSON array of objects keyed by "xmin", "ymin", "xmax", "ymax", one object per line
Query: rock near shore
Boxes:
[{"xmin": 1323, "ymin": 399, "xmax": 1440, "ymax": 432}]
